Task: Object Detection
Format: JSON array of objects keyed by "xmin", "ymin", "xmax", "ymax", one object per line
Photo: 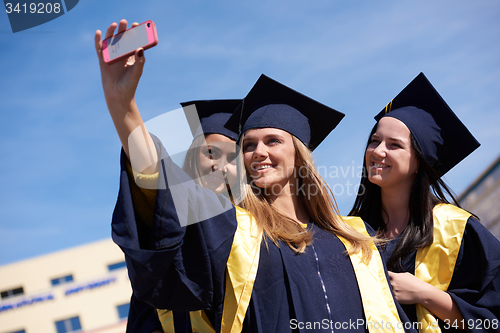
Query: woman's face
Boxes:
[
  {"xmin": 198, "ymin": 133, "xmax": 238, "ymax": 194},
  {"xmin": 242, "ymin": 128, "xmax": 297, "ymax": 197},
  {"xmin": 365, "ymin": 117, "xmax": 419, "ymax": 192}
]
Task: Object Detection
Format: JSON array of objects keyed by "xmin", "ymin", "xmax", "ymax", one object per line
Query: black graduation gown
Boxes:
[
  {"xmin": 113, "ymin": 151, "xmax": 415, "ymax": 332},
  {"xmin": 380, "ymin": 217, "xmax": 500, "ymax": 333},
  {"xmin": 127, "ymin": 294, "xmax": 163, "ymax": 333}
]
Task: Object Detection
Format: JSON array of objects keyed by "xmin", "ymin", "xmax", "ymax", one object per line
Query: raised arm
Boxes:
[{"xmin": 95, "ymin": 19, "xmax": 158, "ymax": 174}]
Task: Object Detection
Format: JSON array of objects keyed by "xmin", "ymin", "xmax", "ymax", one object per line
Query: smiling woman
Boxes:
[
  {"xmin": 180, "ymin": 100, "xmax": 241, "ymax": 199},
  {"xmin": 365, "ymin": 117, "xmax": 420, "ymax": 217},
  {"xmin": 350, "ymin": 73, "xmax": 500, "ymax": 333},
  {"xmin": 193, "ymin": 133, "xmax": 238, "ymax": 194},
  {"xmin": 124, "ymin": 99, "xmax": 242, "ymax": 333},
  {"xmin": 242, "ymin": 128, "xmax": 297, "ymax": 195}
]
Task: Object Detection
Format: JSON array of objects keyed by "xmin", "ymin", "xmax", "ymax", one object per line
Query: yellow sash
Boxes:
[
  {"xmin": 157, "ymin": 207, "xmax": 260, "ymax": 333},
  {"xmin": 415, "ymin": 204, "xmax": 470, "ymax": 333},
  {"xmin": 157, "ymin": 309, "xmax": 215, "ymax": 333},
  {"xmin": 157, "ymin": 310, "xmax": 174, "ymax": 332},
  {"xmin": 341, "ymin": 216, "xmax": 405, "ymax": 333},
  {"xmin": 220, "ymin": 207, "xmax": 262, "ymax": 333}
]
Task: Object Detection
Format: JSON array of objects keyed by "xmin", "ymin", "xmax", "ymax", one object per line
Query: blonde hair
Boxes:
[
  {"xmin": 237, "ymin": 135, "xmax": 374, "ymax": 261},
  {"xmin": 182, "ymin": 134, "xmax": 240, "ymax": 201},
  {"xmin": 182, "ymin": 135, "xmax": 206, "ymax": 183}
]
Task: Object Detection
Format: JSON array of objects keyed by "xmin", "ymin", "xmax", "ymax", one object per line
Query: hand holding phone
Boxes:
[
  {"xmin": 102, "ymin": 20, "xmax": 158, "ymax": 64},
  {"xmin": 94, "ymin": 19, "xmax": 151, "ymax": 104}
]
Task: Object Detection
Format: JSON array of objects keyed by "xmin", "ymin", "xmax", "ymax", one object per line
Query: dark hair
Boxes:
[{"xmin": 349, "ymin": 123, "xmax": 462, "ymax": 270}]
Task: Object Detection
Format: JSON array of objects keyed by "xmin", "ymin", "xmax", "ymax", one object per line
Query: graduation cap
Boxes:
[
  {"xmin": 375, "ymin": 72, "xmax": 480, "ymax": 176},
  {"xmin": 181, "ymin": 99, "xmax": 241, "ymax": 141},
  {"xmin": 224, "ymin": 74, "xmax": 345, "ymax": 150}
]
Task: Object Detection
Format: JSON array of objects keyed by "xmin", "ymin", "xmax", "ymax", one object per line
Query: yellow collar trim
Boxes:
[
  {"xmin": 221, "ymin": 206, "xmax": 263, "ymax": 333},
  {"xmin": 415, "ymin": 204, "xmax": 470, "ymax": 333},
  {"xmin": 157, "ymin": 309, "xmax": 215, "ymax": 332},
  {"xmin": 341, "ymin": 216, "xmax": 405, "ymax": 333}
]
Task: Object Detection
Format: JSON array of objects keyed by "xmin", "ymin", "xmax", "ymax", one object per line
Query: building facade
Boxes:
[
  {"xmin": 0, "ymin": 239, "xmax": 133, "ymax": 333},
  {"xmin": 459, "ymin": 155, "xmax": 500, "ymax": 240}
]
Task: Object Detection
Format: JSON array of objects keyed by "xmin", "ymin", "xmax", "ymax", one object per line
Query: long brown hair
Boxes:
[{"xmin": 237, "ymin": 134, "xmax": 374, "ymax": 260}]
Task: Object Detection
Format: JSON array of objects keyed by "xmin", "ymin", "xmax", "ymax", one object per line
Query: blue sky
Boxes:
[{"xmin": 1, "ymin": 0, "xmax": 499, "ymax": 265}]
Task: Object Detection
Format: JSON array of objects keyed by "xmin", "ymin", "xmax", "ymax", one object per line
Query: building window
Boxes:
[
  {"xmin": 55, "ymin": 316, "xmax": 81, "ymax": 333},
  {"xmin": 1, "ymin": 286, "xmax": 24, "ymax": 299},
  {"xmin": 51, "ymin": 274, "xmax": 74, "ymax": 286},
  {"xmin": 107, "ymin": 261, "xmax": 126, "ymax": 271},
  {"xmin": 117, "ymin": 303, "xmax": 130, "ymax": 319}
]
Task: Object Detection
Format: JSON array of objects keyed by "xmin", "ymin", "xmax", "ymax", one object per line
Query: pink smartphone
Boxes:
[{"xmin": 102, "ymin": 20, "xmax": 158, "ymax": 64}]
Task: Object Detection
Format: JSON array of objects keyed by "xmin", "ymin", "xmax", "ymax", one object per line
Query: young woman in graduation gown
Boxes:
[
  {"xmin": 95, "ymin": 20, "xmax": 416, "ymax": 333},
  {"xmin": 126, "ymin": 100, "xmax": 241, "ymax": 333},
  {"xmin": 349, "ymin": 73, "xmax": 500, "ymax": 333}
]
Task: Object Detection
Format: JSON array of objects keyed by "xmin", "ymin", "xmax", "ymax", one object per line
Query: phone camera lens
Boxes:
[{"xmin": 147, "ymin": 23, "xmax": 151, "ymax": 28}]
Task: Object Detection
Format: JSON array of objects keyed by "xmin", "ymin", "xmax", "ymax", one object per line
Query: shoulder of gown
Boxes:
[
  {"xmin": 111, "ymin": 145, "xmax": 237, "ymax": 313},
  {"xmin": 446, "ymin": 215, "xmax": 500, "ymax": 331}
]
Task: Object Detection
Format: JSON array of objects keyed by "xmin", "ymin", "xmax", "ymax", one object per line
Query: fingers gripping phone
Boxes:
[{"xmin": 102, "ymin": 20, "xmax": 159, "ymax": 64}]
